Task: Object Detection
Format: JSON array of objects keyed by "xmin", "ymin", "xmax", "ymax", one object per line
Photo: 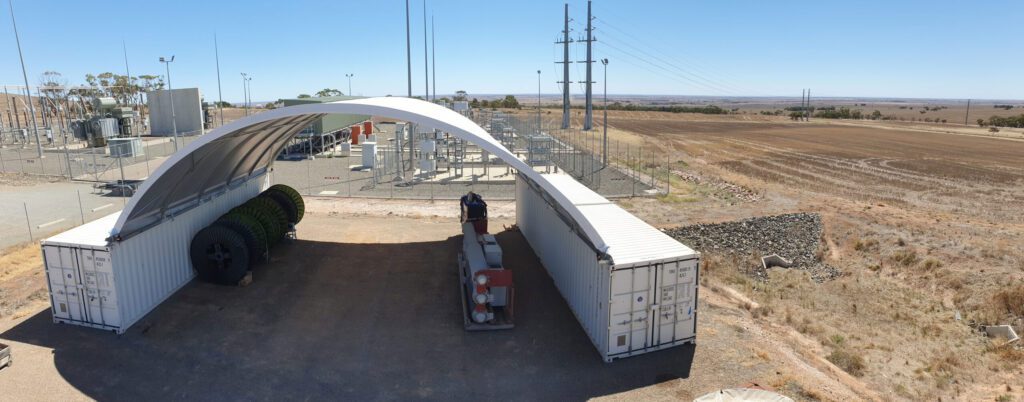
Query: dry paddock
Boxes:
[{"xmin": 0, "ymin": 213, "xmax": 740, "ymax": 401}]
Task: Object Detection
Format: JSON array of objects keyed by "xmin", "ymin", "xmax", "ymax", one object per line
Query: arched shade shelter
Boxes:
[{"xmin": 112, "ymin": 97, "xmax": 611, "ymax": 254}]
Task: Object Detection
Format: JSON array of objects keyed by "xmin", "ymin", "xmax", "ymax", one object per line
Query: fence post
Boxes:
[
  {"xmin": 24, "ymin": 202, "xmax": 33, "ymax": 241},
  {"xmin": 666, "ymin": 155, "xmax": 671, "ymax": 195},
  {"xmin": 77, "ymin": 189, "xmax": 86, "ymax": 224}
]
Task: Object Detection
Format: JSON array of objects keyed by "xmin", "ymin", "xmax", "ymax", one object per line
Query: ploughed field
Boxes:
[{"xmin": 613, "ymin": 118, "xmax": 1024, "ymax": 222}]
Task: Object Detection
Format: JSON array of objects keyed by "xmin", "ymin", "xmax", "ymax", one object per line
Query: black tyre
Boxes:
[
  {"xmin": 260, "ymin": 190, "xmax": 299, "ymax": 224},
  {"xmin": 267, "ymin": 184, "xmax": 304, "ymax": 223},
  {"xmin": 244, "ymin": 197, "xmax": 289, "ymax": 243},
  {"xmin": 216, "ymin": 215, "xmax": 266, "ymax": 264},
  {"xmin": 190, "ymin": 223, "xmax": 250, "ymax": 285},
  {"xmin": 231, "ymin": 203, "xmax": 284, "ymax": 246}
]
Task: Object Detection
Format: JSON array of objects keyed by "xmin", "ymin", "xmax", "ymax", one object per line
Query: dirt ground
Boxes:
[
  {"xmin": 2, "ymin": 104, "xmax": 1023, "ymax": 400},
  {"xmin": 592, "ymin": 111, "xmax": 1024, "ymax": 401},
  {"xmin": 0, "ymin": 211, "xmax": 867, "ymax": 401}
]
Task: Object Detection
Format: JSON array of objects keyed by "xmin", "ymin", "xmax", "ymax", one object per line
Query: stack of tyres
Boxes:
[{"xmin": 189, "ymin": 184, "xmax": 306, "ymax": 285}]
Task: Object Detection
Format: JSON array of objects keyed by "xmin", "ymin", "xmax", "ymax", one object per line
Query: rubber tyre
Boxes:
[
  {"xmin": 260, "ymin": 190, "xmax": 299, "ymax": 224},
  {"xmin": 267, "ymin": 184, "xmax": 304, "ymax": 223},
  {"xmin": 244, "ymin": 197, "xmax": 289, "ymax": 243},
  {"xmin": 231, "ymin": 203, "xmax": 284, "ymax": 246},
  {"xmin": 190, "ymin": 223, "xmax": 250, "ymax": 285},
  {"xmin": 216, "ymin": 216, "xmax": 266, "ymax": 264}
]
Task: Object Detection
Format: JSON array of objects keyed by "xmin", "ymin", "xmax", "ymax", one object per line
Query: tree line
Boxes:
[{"xmin": 979, "ymin": 115, "xmax": 1024, "ymax": 128}]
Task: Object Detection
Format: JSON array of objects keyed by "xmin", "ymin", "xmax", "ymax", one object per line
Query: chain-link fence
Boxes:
[
  {"xmin": 3, "ymin": 107, "xmax": 671, "ymax": 220},
  {"xmin": 1, "ymin": 128, "xmax": 200, "ymax": 183}
]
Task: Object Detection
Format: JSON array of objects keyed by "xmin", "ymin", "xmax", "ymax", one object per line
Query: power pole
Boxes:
[
  {"xmin": 431, "ymin": 15, "xmax": 436, "ymax": 102},
  {"xmin": 964, "ymin": 99, "xmax": 971, "ymax": 126},
  {"xmin": 405, "ymin": 0, "xmax": 412, "ymax": 99},
  {"xmin": 557, "ymin": 3, "xmax": 572, "ymax": 129},
  {"xmin": 805, "ymin": 88, "xmax": 811, "ymax": 121},
  {"xmin": 800, "ymin": 89, "xmax": 806, "ymax": 121},
  {"xmin": 582, "ymin": 0, "xmax": 595, "ymax": 131},
  {"xmin": 9, "ymin": 0, "xmax": 42, "ymax": 158}
]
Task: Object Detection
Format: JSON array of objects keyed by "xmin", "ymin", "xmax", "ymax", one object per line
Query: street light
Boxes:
[
  {"xmin": 537, "ymin": 70, "xmax": 542, "ymax": 135},
  {"xmin": 345, "ymin": 73, "xmax": 354, "ymax": 96},
  {"xmin": 240, "ymin": 73, "xmax": 249, "ymax": 116},
  {"xmin": 9, "ymin": 0, "xmax": 43, "ymax": 158},
  {"xmin": 159, "ymin": 55, "xmax": 178, "ymax": 151},
  {"xmin": 601, "ymin": 58, "xmax": 608, "ymax": 167}
]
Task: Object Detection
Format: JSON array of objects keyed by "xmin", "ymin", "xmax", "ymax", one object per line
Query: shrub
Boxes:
[
  {"xmin": 891, "ymin": 250, "xmax": 919, "ymax": 267},
  {"xmin": 827, "ymin": 349, "xmax": 866, "ymax": 377},
  {"xmin": 922, "ymin": 258, "xmax": 943, "ymax": 270}
]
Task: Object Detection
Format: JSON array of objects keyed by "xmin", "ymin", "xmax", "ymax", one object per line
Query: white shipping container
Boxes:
[
  {"xmin": 516, "ymin": 174, "xmax": 699, "ymax": 362},
  {"xmin": 40, "ymin": 174, "xmax": 267, "ymax": 333}
]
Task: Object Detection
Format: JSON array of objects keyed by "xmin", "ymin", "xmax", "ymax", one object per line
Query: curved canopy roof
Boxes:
[{"xmin": 113, "ymin": 97, "xmax": 611, "ymax": 253}]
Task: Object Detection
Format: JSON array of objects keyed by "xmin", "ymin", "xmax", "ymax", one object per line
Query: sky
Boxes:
[{"xmin": 2, "ymin": 0, "xmax": 1022, "ymax": 102}]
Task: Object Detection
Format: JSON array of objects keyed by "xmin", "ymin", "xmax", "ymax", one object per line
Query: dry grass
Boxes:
[
  {"xmin": 0, "ymin": 242, "xmax": 47, "ymax": 318},
  {"xmin": 993, "ymin": 284, "xmax": 1024, "ymax": 318},
  {"xmin": 890, "ymin": 249, "xmax": 919, "ymax": 267}
]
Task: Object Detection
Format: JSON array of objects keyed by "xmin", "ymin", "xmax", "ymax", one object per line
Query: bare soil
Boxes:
[{"xmin": 596, "ymin": 110, "xmax": 1024, "ymax": 401}]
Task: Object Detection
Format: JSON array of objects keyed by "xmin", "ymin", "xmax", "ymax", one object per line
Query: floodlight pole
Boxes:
[
  {"xmin": 9, "ymin": 0, "xmax": 42, "ymax": 158},
  {"xmin": 160, "ymin": 56, "xmax": 179, "ymax": 151},
  {"xmin": 405, "ymin": 0, "xmax": 412, "ymax": 98},
  {"xmin": 241, "ymin": 73, "xmax": 249, "ymax": 116},
  {"xmin": 601, "ymin": 58, "xmax": 608, "ymax": 167},
  {"xmin": 346, "ymin": 74, "xmax": 354, "ymax": 96},
  {"xmin": 215, "ymin": 34, "xmax": 224, "ymax": 126},
  {"xmin": 537, "ymin": 70, "xmax": 542, "ymax": 134}
]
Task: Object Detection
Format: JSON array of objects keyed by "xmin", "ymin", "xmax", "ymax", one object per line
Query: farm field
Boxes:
[{"xmin": 585, "ymin": 110, "xmax": 1024, "ymax": 401}]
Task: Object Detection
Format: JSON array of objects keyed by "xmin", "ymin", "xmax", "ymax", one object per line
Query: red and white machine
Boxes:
[{"xmin": 458, "ymin": 192, "xmax": 514, "ymax": 330}]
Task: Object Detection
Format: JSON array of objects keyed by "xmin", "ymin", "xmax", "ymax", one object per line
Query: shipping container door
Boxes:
[
  {"xmin": 80, "ymin": 249, "xmax": 120, "ymax": 327},
  {"xmin": 43, "ymin": 246, "xmax": 87, "ymax": 322},
  {"xmin": 652, "ymin": 259, "xmax": 698, "ymax": 346},
  {"xmin": 608, "ymin": 265, "xmax": 655, "ymax": 356}
]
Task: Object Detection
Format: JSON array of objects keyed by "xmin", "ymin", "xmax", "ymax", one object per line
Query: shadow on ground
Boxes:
[{"xmin": 1, "ymin": 229, "xmax": 694, "ymax": 400}]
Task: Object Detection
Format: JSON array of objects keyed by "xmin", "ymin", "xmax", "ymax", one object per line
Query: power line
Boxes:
[
  {"xmin": 594, "ymin": 34, "xmax": 736, "ymax": 95},
  {"xmin": 594, "ymin": 16, "xmax": 760, "ymax": 95}
]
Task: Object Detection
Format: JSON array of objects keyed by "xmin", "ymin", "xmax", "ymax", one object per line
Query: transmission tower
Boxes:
[
  {"xmin": 581, "ymin": 0, "xmax": 596, "ymax": 130},
  {"xmin": 557, "ymin": 3, "xmax": 573, "ymax": 129}
]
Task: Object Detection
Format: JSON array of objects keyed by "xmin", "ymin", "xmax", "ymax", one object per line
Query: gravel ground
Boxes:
[{"xmin": 665, "ymin": 213, "xmax": 840, "ymax": 283}]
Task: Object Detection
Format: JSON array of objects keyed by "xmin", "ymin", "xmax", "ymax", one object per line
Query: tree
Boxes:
[
  {"xmin": 454, "ymin": 90, "xmax": 468, "ymax": 101},
  {"xmin": 315, "ymin": 88, "xmax": 343, "ymax": 97},
  {"xmin": 500, "ymin": 95, "xmax": 520, "ymax": 109},
  {"xmin": 470, "ymin": 98, "xmax": 480, "ymax": 108},
  {"xmin": 264, "ymin": 102, "xmax": 277, "ymax": 110},
  {"xmin": 214, "ymin": 101, "xmax": 232, "ymax": 108},
  {"xmin": 977, "ymin": 118, "xmax": 986, "ymax": 127},
  {"xmin": 297, "ymin": 94, "xmax": 312, "ymax": 98},
  {"xmin": 870, "ymin": 110, "xmax": 882, "ymax": 120}
]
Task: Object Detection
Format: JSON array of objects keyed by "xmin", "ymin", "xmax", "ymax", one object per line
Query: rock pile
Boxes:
[
  {"xmin": 665, "ymin": 212, "xmax": 840, "ymax": 282},
  {"xmin": 671, "ymin": 169, "xmax": 761, "ymax": 202}
]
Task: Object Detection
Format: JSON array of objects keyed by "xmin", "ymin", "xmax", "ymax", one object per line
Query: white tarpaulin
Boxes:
[{"xmin": 112, "ymin": 97, "xmax": 611, "ymax": 254}]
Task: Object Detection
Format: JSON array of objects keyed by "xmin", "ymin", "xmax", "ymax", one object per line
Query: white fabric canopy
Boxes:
[{"xmin": 112, "ymin": 97, "xmax": 610, "ymax": 253}]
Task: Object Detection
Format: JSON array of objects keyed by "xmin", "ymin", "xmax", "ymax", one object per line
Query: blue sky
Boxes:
[{"xmin": 2, "ymin": 0, "xmax": 1021, "ymax": 102}]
